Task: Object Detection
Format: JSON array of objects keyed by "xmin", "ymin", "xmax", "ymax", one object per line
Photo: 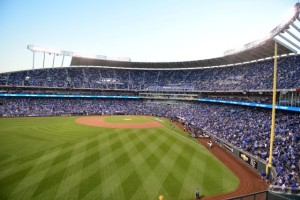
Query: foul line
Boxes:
[{"xmin": 163, "ymin": 124, "xmax": 206, "ymax": 149}]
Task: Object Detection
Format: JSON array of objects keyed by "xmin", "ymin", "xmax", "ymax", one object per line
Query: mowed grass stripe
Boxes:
[
  {"xmin": 79, "ymin": 136, "xmax": 107, "ymax": 200},
  {"xmin": 163, "ymin": 127, "xmax": 239, "ymax": 197},
  {"xmin": 31, "ymin": 136, "xmax": 102, "ymax": 200},
  {"xmin": 80, "ymin": 130, "xmax": 147, "ymax": 199},
  {"xmin": 164, "ymin": 145, "xmax": 196, "ymax": 199},
  {"xmin": 81, "ymin": 129, "xmax": 168, "ymax": 199},
  {"xmin": 7, "ymin": 147, "xmax": 63, "ymax": 200},
  {"xmin": 0, "ymin": 127, "xmax": 112, "ymax": 178},
  {"xmin": 131, "ymin": 136, "xmax": 183, "ymax": 200},
  {"xmin": 0, "ymin": 116, "xmax": 239, "ymax": 200},
  {"xmin": 54, "ymin": 142, "xmax": 87, "ymax": 199},
  {"xmin": 115, "ymin": 131, "xmax": 181, "ymax": 200},
  {"xmin": 0, "ymin": 138, "xmax": 84, "ymax": 182},
  {"xmin": 30, "ymin": 146, "xmax": 75, "ymax": 199},
  {"xmin": 0, "ymin": 146, "xmax": 62, "ymax": 199},
  {"xmin": 31, "ymin": 132, "xmax": 124, "ymax": 199},
  {"xmin": 97, "ymin": 132, "xmax": 130, "ymax": 200},
  {"xmin": 3, "ymin": 134, "xmax": 106, "ymax": 199},
  {"xmin": 202, "ymin": 160, "xmax": 228, "ymax": 195},
  {"xmin": 131, "ymin": 133, "xmax": 165, "ymax": 199},
  {"xmin": 159, "ymin": 142, "xmax": 185, "ymax": 199},
  {"xmin": 0, "ymin": 145, "xmax": 70, "ymax": 194},
  {"xmin": 81, "ymin": 129, "xmax": 169, "ymax": 200},
  {"xmin": 80, "ymin": 132, "xmax": 128, "ymax": 200},
  {"xmin": 0, "ymin": 117, "xmax": 100, "ymax": 145},
  {"xmin": 81, "ymin": 129, "xmax": 149, "ymax": 198},
  {"xmin": 178, "ymin": 153, "xmax": 206, "ymax": 199},
  {"xmin": 78, "ymin": 130, "xmax": 142, "ymax": 199},
  {"xmin": 0, "ymin": 150, "xmax": 45, "ymax": 180},
  {"xmin": 119, "ymin": 130, "xmax": 167, "ymax": 200},
  {"xmin": 135, "ymin": 138, "xmax": 180, "ymax": 200}
]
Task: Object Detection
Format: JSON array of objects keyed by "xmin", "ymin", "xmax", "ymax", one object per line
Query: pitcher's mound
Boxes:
[{"xmin": 76, "ymin": 116, "xmax": 163, "ymax": 129}]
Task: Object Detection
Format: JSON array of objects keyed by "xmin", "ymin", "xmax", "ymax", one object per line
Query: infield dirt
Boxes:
[{"xmin": 76, "ymin": 116, "xmax": 163, "ymax": 128}]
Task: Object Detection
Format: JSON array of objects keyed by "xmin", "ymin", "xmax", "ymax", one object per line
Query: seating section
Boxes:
[{"xmin": 1, "ymin": 55, "xmax": 299, "ymax": 90}]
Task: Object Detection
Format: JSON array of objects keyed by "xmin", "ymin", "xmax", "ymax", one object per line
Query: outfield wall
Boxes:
[
  {"xmin": 226, "ymin": 190, "xmax": 300, "ymax": 200},
  {"xmin": 202, "ymin": 130, "xmax": 300, "ymax": 199},
  {"xmin": 268, "ymin": 186, "xmax": 300, "ymax": 199},
  {"xmin": 225, "ymin": 190, "xmax": 299, "ymax": 200},
  {"xmin": 225, "ymin": 190, "xmax": 268, "ymax": 200},
  {"xmin": 203, "ymin": 131, "xmax": 267, "ymax": 174}
]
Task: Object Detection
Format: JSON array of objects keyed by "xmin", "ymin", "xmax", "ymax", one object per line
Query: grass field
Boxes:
[{"xmin": 0, "ymin": 116, "xmax": 239, "ymax": 200}]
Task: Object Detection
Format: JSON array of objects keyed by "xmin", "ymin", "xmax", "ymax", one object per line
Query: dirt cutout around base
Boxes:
[{"xmin": 76, "ymin": 116, "xmax": 163, "ymax": 128}]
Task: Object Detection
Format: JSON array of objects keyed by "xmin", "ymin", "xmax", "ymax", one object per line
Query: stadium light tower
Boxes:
[
  {"xmin": 27, "ymin": 44, "xmax": 130, "ymax": 69},
  {"xmin": 27, "ymin": 45, "xmax": 63, "ymax": 69}
]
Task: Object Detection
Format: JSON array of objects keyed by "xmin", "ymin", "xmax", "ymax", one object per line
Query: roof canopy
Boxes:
[{"xmin": 66, "ymin": 4, "xmax": 299, "ymax": 69}]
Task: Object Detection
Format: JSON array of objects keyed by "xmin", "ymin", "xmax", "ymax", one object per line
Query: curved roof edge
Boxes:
[{"xmin": 70, "ymin": 3, "xmax": 299, "ymax": 69}]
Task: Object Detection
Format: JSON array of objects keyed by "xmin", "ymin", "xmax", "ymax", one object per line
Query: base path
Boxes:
[{"xmin": 76, "ymin": 116, "xmax": 163, "ymax": 128}]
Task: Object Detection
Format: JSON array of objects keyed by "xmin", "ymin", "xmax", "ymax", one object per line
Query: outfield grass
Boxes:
[{"xmin": 0, "ymin": 116, "xmax": 239, "ymax": 200}]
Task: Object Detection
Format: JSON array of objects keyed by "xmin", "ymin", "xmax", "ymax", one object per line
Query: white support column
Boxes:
[
  {"xmin": 52, "ymin": 54, "xmax": 56, "ymax": 68},
  {"xmin": 32, "ymin": 51, "xmax": 35, "ymax": 70},
  {"xmin": 43, "ymin": 52, "xmax": 45, "ymax": 69},
  {"xmin": 61, "ymin": 55, "xmax": 65, "ymax": 67}
]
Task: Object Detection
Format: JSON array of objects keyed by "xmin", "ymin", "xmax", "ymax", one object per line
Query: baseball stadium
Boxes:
[{"xmin": 0, "ymin": 2, "xmax": 300, "ymax": 200}]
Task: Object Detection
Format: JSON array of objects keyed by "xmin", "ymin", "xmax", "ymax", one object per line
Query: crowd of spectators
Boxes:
[
  {"xmin": 0, "ymin": 54, "xmax": 299, "ymax": 191},
  {"xmin": 0, "ymin": 97, "xmax": 299, "ymax": 189},
  {"xmin": 0, "ymin": 55, "xmax": 299, "ymax": 91}
]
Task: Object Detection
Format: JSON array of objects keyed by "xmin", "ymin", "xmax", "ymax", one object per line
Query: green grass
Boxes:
[
  {"xmin": 0, "ymin": 116, "xmax": 239, "ymax": 200},
  {"xmin": 104, "ymin": 115, "xmax": 150, "ymax": 123}
]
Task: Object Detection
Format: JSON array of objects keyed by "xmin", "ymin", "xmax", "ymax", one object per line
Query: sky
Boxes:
[{"xmin": 0, "ymin": 0, "xmax": 298, "ymax": 73}]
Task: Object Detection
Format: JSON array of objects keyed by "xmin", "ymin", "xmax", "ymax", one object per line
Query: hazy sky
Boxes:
[{"xmin": 0, "ymin": 0, "xmax": 298, "ymax": 73}]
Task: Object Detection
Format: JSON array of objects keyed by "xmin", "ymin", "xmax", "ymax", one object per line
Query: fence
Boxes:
[
  {"xmin": 226, "ymin": 191, "xmax": 268, "ymax": 200},
  {"xmin": 225, "ymin": 190, "xmax": 300, "ymax": 200}
]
